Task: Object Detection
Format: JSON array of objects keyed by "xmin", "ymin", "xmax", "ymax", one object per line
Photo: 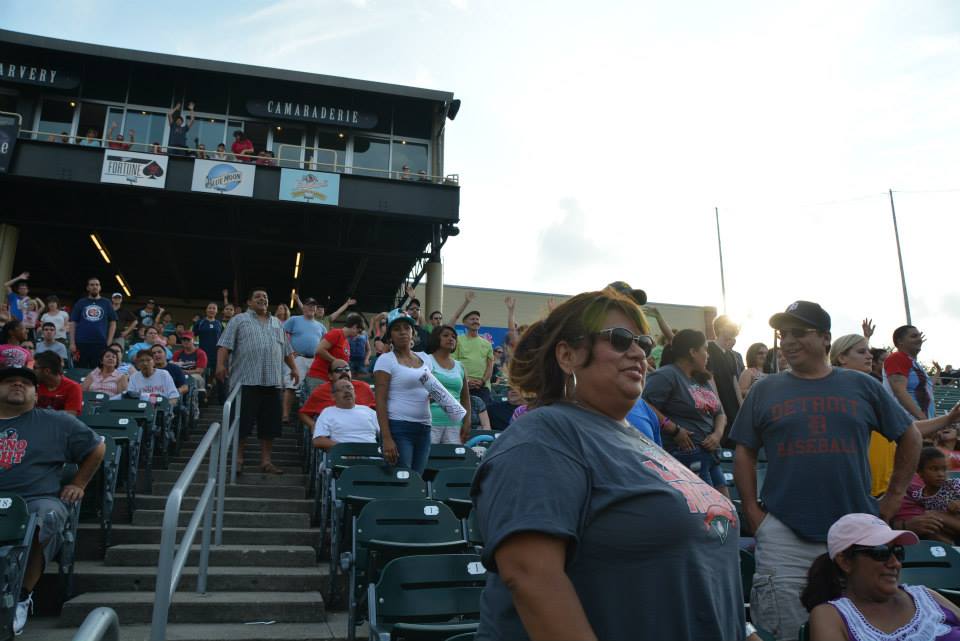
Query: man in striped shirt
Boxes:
[{"xmin": 216, "ymin": 288, "xmax": 299, "ymax": 474}]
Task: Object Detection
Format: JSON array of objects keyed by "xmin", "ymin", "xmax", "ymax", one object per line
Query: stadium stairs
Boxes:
[{"xmin": 23, "ymin": 404, "xmax": 351, "ymax": 641}]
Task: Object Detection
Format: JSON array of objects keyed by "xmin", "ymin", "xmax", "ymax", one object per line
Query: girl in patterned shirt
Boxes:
[{"xmin": 912, "ymin": 446, "xmax": 960, "ymax": 514}]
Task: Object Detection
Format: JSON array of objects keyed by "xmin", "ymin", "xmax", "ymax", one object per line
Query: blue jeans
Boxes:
[
  {"xmin": 389, "ymin": 420, "xmax": 432, "ymax": 475},
  {"xmin": 669, "ymin": 447, "xmax": 725, "ymax": 488}
]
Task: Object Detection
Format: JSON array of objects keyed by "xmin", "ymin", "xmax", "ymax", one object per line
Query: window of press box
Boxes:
[
  {"xmin": 391, "ymin": 140, "xmax": 429, "ymax": 180},
  {"xmin": 77, "ymin": 103, "xmax": 108, "ymax": 142},
  {"xmin": 123, "ymin": 110, "xmax": 166, "ymax": 153},
  {"xmin": 311, "ymin": 129, "xmax": 347, "ymax": 171},
  {"xmin": 36, "ymin": 98, "xmax": 75, "ymax": 139},
  {"xmin": 273, "ymin": 124, "xmax": 305, "ymax": 168},
  {"xmin": 190, "ymin": 118, "xmax": 227, "ymax": 155},
  {"xmin": 352, "ymin": 136, "xmax": 390, "ymax": 177}
]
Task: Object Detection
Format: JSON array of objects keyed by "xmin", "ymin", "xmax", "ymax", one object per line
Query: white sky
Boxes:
[{"xmin": 3, "ymin": 0, "xmax": 959, "ymax": 362}]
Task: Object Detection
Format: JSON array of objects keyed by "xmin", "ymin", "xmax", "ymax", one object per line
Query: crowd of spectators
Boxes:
[{"xmin": 6, "ymin": 268, "xmax": 960, "ymax": 640}]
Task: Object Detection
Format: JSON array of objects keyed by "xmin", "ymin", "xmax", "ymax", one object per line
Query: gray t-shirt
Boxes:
[
  {"xmin": 36, "ymin": 341, "xmax": 69, "ymax": 361},
  {"xmin": 471, "ymin": 403, "xmax": 744, "ymax": 641},
  {"xmin": 642, "ymin": 364, "xmax": 723, "ymax": 447},
  {"xmin": 729, "ymin": 368, "xmax": 912, "ymax": 542},
  {"xmin": 0, "ymin": 408, "xmax": 102, "ymax": 500}
]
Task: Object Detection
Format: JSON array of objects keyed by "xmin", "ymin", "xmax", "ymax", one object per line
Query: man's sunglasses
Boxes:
[
  {"xmin": 848, "ymin": 544, "xmax": 905, "ymax": 563},
  {"xmin": 592, "ymin": 328, "xmax": 654, "ymax": 354},
  {"xmin": 332, "ymin": 366, "xmax": 351, "ymax": 374},
  {"xmin": 777, "ymin": 328, "xmax": 819, "ymax": 340}
]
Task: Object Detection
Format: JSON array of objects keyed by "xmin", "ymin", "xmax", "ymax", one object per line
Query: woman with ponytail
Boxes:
[
  {"xmin": 470, "ymin": 288, "xmax": 743, "ymax": 641},
  {"xmin": 803, "ymin": 513, "xmax": 960, "ymax": 640}
]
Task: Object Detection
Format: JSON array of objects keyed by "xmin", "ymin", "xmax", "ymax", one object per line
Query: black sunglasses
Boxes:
[
  {"xmin": 591, "ymin": 328, "xmax": 654, "ymax": 354},
  {"xmin": 848, "ymin": 544, "xmax": 905, "ymax": 563},
  {"xmin": 777, "ymin": 328, "xmax": 819, "ymax": 340},
  {"xmin": 332, "ymin": 366, "xmax": 351, "ymax": 374}
]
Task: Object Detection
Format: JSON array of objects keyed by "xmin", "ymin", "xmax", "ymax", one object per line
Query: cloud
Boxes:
[{"xmin": 533, "ymin": 199, "xmax": 613, "ymax": 285}]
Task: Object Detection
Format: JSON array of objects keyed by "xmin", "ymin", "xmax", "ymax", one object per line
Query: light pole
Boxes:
[{"xmin": 888, "ymin": 189, "xmax": 912, "ymax": 325}]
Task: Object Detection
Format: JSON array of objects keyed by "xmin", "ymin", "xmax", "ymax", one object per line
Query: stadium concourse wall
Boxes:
[{"xmin": 410, "ymin": 283, "xmax": 718, "ymax": 346}]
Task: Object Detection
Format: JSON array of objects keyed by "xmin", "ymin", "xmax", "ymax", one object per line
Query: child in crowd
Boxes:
[{"xmin": 912, "ymin": 447, "xmax": 960, "ymax": 519}]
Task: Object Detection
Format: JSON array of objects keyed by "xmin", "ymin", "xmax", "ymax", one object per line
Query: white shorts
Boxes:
[{"xmin": 431, "ymin": 426, "xmax": 462, "ymax": 445}]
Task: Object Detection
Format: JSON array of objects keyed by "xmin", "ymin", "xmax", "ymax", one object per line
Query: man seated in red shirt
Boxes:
[
  {"xmin": 299, "ymin": 358, "xmax": 374, "ymax": 433},
  {"xmin": 33, "ymin": 351, "xmax": 82, "ymax": 416},
  {"xmin": 173, "ymin": 332, "xmax": 208, "ymax": 389}
]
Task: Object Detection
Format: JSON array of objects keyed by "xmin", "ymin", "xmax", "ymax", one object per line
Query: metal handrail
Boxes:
[
  {"xmin": 15, "ymin": 127, "xmax": 460, "ymax": 184},
  {"xmin": 0, "ymin": 111, "xmax": 23, "ymax": 127},
  {"xmin": 215, "ymin": 383, "xmax": 242, "ymax": 544},
  {"xmin": 150, "ymin": 420, "xmax": 222, "ymax": 641},
  {"xmin": 72, "ymin": 607, "xmax": 119, "ymax": 641}
]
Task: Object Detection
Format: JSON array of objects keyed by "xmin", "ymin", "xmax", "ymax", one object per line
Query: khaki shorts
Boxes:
[{"xmin": 751, "ymin": 512, "xmax": 826, "ymax": 641}]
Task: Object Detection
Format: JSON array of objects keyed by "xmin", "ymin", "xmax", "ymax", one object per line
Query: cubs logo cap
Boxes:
[{"xmin": 0, "ymin": 351, "xmax": 37, "ymax": 386}]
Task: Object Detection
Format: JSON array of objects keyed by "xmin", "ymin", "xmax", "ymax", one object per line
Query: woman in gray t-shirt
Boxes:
[{"xmin": 471, "ymin": 290, "xmax": 744, "ymax": 641}]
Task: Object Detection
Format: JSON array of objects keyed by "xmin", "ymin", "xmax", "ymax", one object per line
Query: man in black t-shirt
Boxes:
[
  {"xmin": 707, "ymin": 315, "xmax": 743, "ymax": 442},
  {"xmin": 111, "ymin": 293, "xmax": 138, "ymax": 349}
]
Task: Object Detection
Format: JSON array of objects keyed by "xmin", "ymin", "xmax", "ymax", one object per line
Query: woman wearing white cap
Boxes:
[{"xmin": 802, "ymin": 513, "xmax": 960, "ymax": 640}]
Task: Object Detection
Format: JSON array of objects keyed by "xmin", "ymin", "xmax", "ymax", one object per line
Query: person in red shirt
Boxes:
[
  {"xmin": 173, "ymin": 332, "xmax": 208, "ymax": 387},
  {"xmin": 230, "ymin": 130, "xmax": 255, "ymax": 162},
  {"xmin": 299, "ymin": 358, "xmax": 374, "ymax": 432},
  {"xmin": 33, "ymin": 351, "xmax": 82, "ymax": 416},
  {"xmin": 306, "ymin": 314, "xmax": 365, "ymax": 383}
]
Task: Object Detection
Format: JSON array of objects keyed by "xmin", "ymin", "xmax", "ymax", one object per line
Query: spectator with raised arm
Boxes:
[
  {"xmin": 105, "ymin": 122, "xmax": 134, "ymax": 150},
  {"xmin": 167, "ymin": 102, "xmax": 195, "ymax": 157},
  {"xmin": 304, "ymin": 313, "xmax": 365, "ymax": 396},
  {"xmin": 404, "ymin": 284, "xmax": 433, "ymax": 349},
  {"xmin": 4, "ymin": 271, "xmax": 30, "ymax": 321},
  {"xmin": 884, "ymin": 325, "xmax": 935, "ymax": 421}
]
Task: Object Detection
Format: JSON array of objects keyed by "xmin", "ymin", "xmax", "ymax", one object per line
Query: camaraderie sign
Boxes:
[
  {"xmin": 190, "ymin": 159, "xmax": 256, "ymax": 197},
  {"xmin": 100, "ymin": 150, "xmax": 168, "ymax": 188}
]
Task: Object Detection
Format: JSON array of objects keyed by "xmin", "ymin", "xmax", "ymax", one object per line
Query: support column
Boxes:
[
  {"xmin": 0, "ymin": 224, "xmax": 19, "ymax": 287},
  {"xmin": 425, "ymin": 260, "xmax": 443, "ymax": 320}
]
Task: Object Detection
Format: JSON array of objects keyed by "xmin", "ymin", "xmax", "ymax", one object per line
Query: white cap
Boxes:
[{"xmin": 827, "ymin": 513, "xmax": 918, "ymax": 560}]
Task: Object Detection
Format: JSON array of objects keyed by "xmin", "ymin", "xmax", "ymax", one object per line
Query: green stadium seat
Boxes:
[
  {"xmin": 429, "ymin": 467, "xmax": 477, "ymax": 519},
  {"xmin": 81, "ymin": 414, "xmax": 143, "ymax": 518},
  {"xmin": 328, "ymin": 466, "xmax": 426, "ymax": 604},
  {"xmin": 63, "ymin": 368, "xmax": 92, "ymax": 384},
  {"xmin": 424, "ymin": 445, "xmax": 479, "ymax": 482},
  {"xmin": 344, "ymin": 499, "xmax": 469, "ymax": 640},
  {"xmin": 367, "ymin": 554, "xmax": 485, "ymax": 641},
  {"xmin": 900, "ymin": 540, "xmax": 960, "ymax": 604},
  {"xmin": 57, "ymin": 465, "xmax": 82, "ymax": 601},
  {"xmin": 0, "ymin": 494, "xmax": 36, "ymax": 641},
  {"xmin": 740, "ymin": 548, "xmax": 755, "ymax": 620},
  {"xmin": 100, "ymin": 400, "xmax": 159, "ymax": 490},
  {"xmin": 314, "ymin": 443, "xmax": 385, "ymax": 537},
  {"xmin": 464, "ymin": 510, "xmax": 482, "ymax": 550}
]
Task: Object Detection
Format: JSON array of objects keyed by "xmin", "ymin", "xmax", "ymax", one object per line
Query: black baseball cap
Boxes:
[
  {"xmin": 0, "ymin": 357, "xmax": 37, "ymax": 385},
  {"xmin": 769, "ymin": 301, "xmax": 831, "ymax": 332},
  {"xmin": 302, "ymin": 297, "xmax": 320, "ymax": 306},
  {"xmin": 607, "ymin": 281, "xmax": 647, "ymax": 306}
]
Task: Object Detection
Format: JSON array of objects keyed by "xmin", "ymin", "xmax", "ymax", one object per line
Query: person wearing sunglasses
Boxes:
[
  {"xmin": 471, "ymin": 289, "xmax": 743, "ymax": 641},
  {"xmin": 801, "ymin": 513, "xmax": 960, "ymax": 641},
  {"xmin": 642, "ymin": 329, "xmax": 727, "ymax": 493},
  {"xmin": 298, "ymin": 358, "xmax": 375, "ymax": 433},
  {"xmin": 730, "ymin": 301, "xmax": 921, "ymax": 641}
]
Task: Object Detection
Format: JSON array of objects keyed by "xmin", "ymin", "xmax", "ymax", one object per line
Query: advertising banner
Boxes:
[
  {"xmin": 191, "ymin": 159, "xmax": 256, "ymax": 197},
  {"xmin": 278, "ymin": 168, "xmax": 340, "ymax": 206},
  {"xmin": 100, "ymin": 149, "xmax": 168, "ymax": 188},
  {"xmin": 0, "ymin": 115, "xmax": 17, "ymax": 174}
]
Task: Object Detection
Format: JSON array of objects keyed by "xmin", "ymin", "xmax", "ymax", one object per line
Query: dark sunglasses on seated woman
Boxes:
[
  {"xmin": 847, "ymin": 543, "xmax": 905, "ymax": 562},
  {"xmin": 591, "ymin": 328, "xmax": 654, "ymax": 354}
]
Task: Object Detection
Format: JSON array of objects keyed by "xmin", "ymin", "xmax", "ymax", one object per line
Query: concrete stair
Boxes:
[{"xmin": 37, "ymin": 404, "xmax": 335, "ymax": 638}]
